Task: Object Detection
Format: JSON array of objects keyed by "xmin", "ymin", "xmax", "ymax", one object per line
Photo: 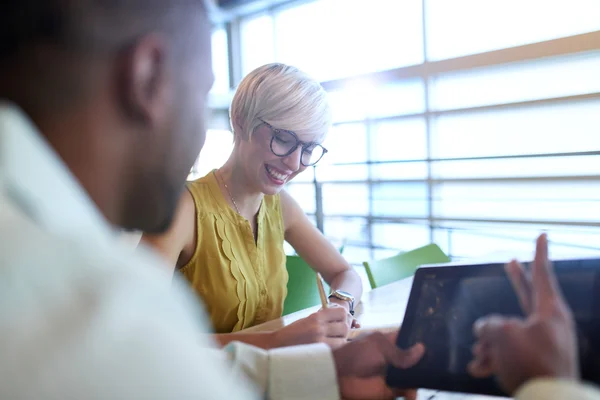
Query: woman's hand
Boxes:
[
  {"xmin": 328, "ymin": 299, "xmax": 361, "ymax": 329},
  {"xmin": 272, "ymin": 306, "xmax": 350, "ymax": 349}
]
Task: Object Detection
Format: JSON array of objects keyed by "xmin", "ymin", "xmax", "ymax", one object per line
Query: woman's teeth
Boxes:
[{"xmin": 266, "ymin": 166, "xmax": 287, "ymax": 181}]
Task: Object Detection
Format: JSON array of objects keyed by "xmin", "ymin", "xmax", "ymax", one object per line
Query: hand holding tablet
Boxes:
[{"xmin": 386, "ymin": 234, "xmax": 600, "ymax": 396}]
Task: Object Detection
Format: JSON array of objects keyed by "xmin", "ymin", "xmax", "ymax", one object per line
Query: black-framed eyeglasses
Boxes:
[{"xmin": 259, "ymin": 118, "xmax": 328, "ymax": 167}]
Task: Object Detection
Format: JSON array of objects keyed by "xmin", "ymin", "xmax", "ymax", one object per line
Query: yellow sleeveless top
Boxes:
[{"xmin": 180, "ymin": 171, "xmax": 288, "ymax": 333}]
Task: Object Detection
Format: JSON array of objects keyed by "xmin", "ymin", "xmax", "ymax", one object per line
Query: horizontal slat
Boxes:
[
  {"xmin": 429, "ymin": 51, "xmax": 600, "ymax": 110},
  {"xmin": 434, "ymin": 181, "xmax": 600, "ymax": 202},
  {"xmin": 435, "ymin": 227, "xmax": 600, "ymax": 252},
  {"xmin": 432, "ymin": 156, "xmax": 600, "ymax": 180},
  {"xmin": 321, "ymin": 31, "xmax": 600, "ymax": 90},
  {"xmin": 325, "ymin": 150, "xmax": 600, "ymax": 167},
  {"xmin": 326, "ymin": 92, "xmax": 600, "ymax": 125},
  {"xmin": 301, "ymin": 176, "xmax": 600, "ymax": 184},
  {"xmin": 319, "ymin": 215, "xmax": 600, "ymax": 228},
  {"xmin": 435, "ymin": 229, "xmax": 600, "ymax": 260}
]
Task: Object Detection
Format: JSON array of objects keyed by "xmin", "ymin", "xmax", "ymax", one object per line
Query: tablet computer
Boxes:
[{"xmin": 386, "ymin": 258, "xmax": 600, "ymax": 397}]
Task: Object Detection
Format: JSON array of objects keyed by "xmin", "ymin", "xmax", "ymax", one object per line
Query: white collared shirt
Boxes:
[{"xmin": 0, "ymin": 102, "xmax": 339, "ymax": 400}]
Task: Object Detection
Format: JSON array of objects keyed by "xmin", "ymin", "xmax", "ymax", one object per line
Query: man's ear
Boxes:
[{"xmin": 117, "ymin": 34, "xmax": 171, "ymax": 127}]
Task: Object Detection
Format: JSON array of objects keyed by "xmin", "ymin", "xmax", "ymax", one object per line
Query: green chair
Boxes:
[
  {"xmin": 363, "ymin": 243, "xmax": 450, "ymax": 289},
  {"xmin": 283, "ymin": 244, "xmax": 347, "ymax": 315},
  {"xmin": 283, "ymin": 255, "xmax": 330, "ymax": 316}
]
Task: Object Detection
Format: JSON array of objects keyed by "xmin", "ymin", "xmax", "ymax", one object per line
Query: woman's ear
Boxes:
[{"xmin": 231, "ymin": 119, "xmax": 252, "ymax": 143}]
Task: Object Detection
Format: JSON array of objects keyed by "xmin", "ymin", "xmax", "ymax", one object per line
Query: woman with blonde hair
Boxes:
[{"xmin": 142, "ymin": 63, "xmax": 363, "ymax": 349}]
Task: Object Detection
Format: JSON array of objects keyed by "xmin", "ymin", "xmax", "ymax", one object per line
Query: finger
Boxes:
[
  {"xmin": 320, "ymin": 306, "xmax": 348, "ymax": 322},
  {"xmin": 473, "ymin": 314, "xmax": 509, "ymax": 342},
  {"xmin": 471, "ymin": 341, "xmax": 487, "ymax": 358},
  {"xmin": 352, "ymin": 319, "xmax": 361, "ymax": 329},
  {"xmin": 394, "ymin": 343, "xmax": 425, "ymax": 369},
  {"xmin": 325, "ymin": 337, "xmax": 348, "ymax": 349},
  {"xmin": 372, "ymin": 332, "xmax": 425, "ymax": 370},
  {"xmin": 468, "ymin": 342, "xmax": 494, "ymax": 378},
  {"xmin": 473, "ymin": 315, "xmax": 524, "ymax": 375},
  {"xmin": 346, "ymin": 313, "xmax": 354, "ymax": 328},
  {"xmin": 531, "ymin": 234, "xmax": 563, "ymax": 314},
  {"xmin": 467, "ymin": 356, "xmax": 494, "ymax": 378},
  {"xmin": 324, "ymin": 320, "xmax": 350, "ymax": 338},
  {"xmin": 505, "ymin": 259, "xmax": 532, "ymax": 315},
  {"xmin": 327, "ymin": 303, "xmax": 350, "ymax": 313},
  {"xmin": 384, "ymin": 329, "xmax": 399, "ymax": 343},
  {"xmin": 473, "ymin": 314, "xmax": 521, "ymax": 346}
]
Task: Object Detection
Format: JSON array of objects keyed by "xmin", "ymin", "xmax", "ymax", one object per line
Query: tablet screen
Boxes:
[{"xmin": 387, "ymin": 259, "xmax": 600, "ymax": 396}]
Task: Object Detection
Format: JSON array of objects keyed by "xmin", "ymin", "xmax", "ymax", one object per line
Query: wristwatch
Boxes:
[{"xmin": 329, "ymin": 290, "xmax": 355, "ymax": 315}]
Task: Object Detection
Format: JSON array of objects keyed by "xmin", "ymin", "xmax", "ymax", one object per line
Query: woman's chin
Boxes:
[{"xmin": 260, "ymin": 184, "xmax": 285, "ymax": 196}]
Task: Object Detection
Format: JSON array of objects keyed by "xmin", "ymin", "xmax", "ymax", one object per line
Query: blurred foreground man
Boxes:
[{"xmin": 0, "ymin": 1, "xmax": 423, "ymax": 399}]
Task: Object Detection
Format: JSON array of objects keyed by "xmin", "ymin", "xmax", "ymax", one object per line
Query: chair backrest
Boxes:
[
  {"xmin": 363, "ymin": 243, "xmax": 450, "ymax": 288},
  {"xmin": 283, "ymin": 255, "xmax": 330, "ymax": 316}
]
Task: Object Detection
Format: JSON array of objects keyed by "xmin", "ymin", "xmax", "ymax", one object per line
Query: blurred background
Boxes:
[{"xmin": 194, "ymin": 0, "xmax": 600, "ymax": 272}]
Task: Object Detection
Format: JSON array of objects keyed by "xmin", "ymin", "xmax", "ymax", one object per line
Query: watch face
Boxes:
[{"xmin": 334, "ymin": 290, "xmax": 354, "ymax": 300}]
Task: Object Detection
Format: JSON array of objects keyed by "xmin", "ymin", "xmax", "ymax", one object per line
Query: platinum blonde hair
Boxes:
[{"xmin": 229, "ymin": 63, "xmax": 332, "ymax": 143}]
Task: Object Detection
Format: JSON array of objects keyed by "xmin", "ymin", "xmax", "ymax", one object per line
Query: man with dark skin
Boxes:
[
  {"xmin": 0, "ymin": 1, "xmax": 424, "ymax": 399},
  {"xmin": 1, "ymin": 0, "xmax": 211, "ymax": 232}
]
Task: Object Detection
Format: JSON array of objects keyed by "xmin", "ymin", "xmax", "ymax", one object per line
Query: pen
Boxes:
[{"xmin": 316, "ymin": 272, "xmax": 329, "ymax": 309}]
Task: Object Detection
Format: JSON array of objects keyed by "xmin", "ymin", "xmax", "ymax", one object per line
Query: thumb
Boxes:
[
  {"xmin": 370, "ymin": 332, "xmax": 424, "ymax": 370},
  {"xmin": 474, "ymin": 315, "xmax": 510, "ymax": 342},
  {"xmin": 393, "ymin": 343, "xmax": 425, "ymax": 369}
]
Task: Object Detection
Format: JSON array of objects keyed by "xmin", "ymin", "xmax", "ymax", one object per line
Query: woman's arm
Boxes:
[
  {"xmin": 139, "ymin": 190, "xmax": 197, "ymax": 274},
  {"xmin": 214, "ymin": 306, "xmax": 349, "ymax": 349},
  {"xmin": 215, "ymin": 332, "xmax": 275, "ymax": 349},
  {"xmin": 280, "ymin": 190, "xmax": 363, "ymax": 313}
]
